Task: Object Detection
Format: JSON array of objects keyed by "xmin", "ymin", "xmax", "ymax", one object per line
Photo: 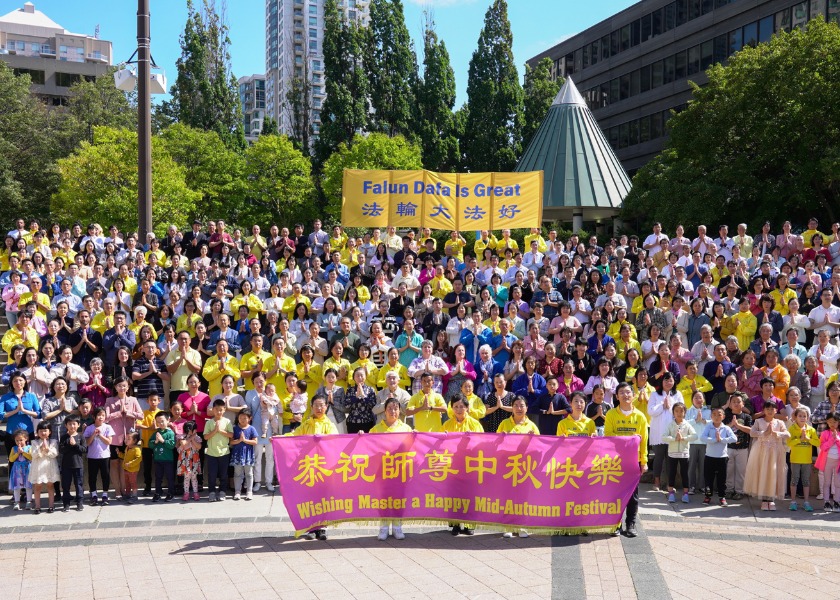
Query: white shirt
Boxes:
[
  {"xmin": 644, "ymin": 233, "xmax": 668, "ymax": 249},
  {"xmin": 809, "ymin": 304, "xmax": 840, "ymax": 336}
]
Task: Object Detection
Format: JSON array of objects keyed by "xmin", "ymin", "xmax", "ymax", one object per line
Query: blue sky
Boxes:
[{"xmin": 6, "ymin": 0, "xmax": 638, "ymax": 104}]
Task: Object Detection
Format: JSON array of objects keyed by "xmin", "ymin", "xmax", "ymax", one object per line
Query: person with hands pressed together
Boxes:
[
  {"xmin": 555, "ymin": 391, "xmax": 596, "ymax": 437},
  {"xmin": 787, "ymin": 407, "xmax": 820, "ymax": 512},
  {"xmin": 406, "ymin": 372, "xmax": 447, "ymax": 432},
  {"xmin": 744, "ymin": 400, "xmax": 791, "ymax": 510},
  {"xmin": 165, "ymin": 331, "xmax": 202, "ymax": 405},
  {"xmin": 83, "ymin": 407, "xmax": 114, "ymax": 506},
  {"xmin": 59, "ymin": 415, "xmax": 86, "ymax": 511},
  {"xmin": 203, "ymin": 398, "xmax": 233, "ymax": 503}
]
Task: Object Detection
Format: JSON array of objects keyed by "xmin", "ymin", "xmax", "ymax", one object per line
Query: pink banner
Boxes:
[{"xmin": 272, "ymin": 432, "xmax": 640, "ymax": 536}]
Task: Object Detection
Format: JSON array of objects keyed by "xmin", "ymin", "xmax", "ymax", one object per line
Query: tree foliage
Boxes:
[
  {"xmin": 415, "ymin": 14, "xmax": 459, "ymax": 172},
  {"xmin": 65, "ymin": 68, "xmax": 137, "ymax": 145},
  {"xmin": 623, "ymin": 18, "xmax": 840, "ymax": 230},
  {"xmin": 283, "ymin": 44, "xmax": 314, "ymax": 154},
  {"xmin": 462, "ymin": 0, "xmax": 523, "ymax": 172},
  {"xmin": 241, "ymin": 135, "xmax": 316, "ymax": 227},
  {"xmin": 366, "ymin": 0, "xmax": 418, "ymax": 138},
  {"xmin": 522, "ymin": 58, "xmax": 561, "ymax": 148},
  {"xmin": 316, "ymin": 0, "xmax": 370, "ymax": 164},
  {"xmin": 167, "ymin": 0, "xmax": 245, "ymax": 150},
  {"xmin": 52, "ymin": 127, "xmax": 201, "ymax": 236},
  {"xmin": 321, "ymin": 133, "xmax": 423, "ymax": 221}
]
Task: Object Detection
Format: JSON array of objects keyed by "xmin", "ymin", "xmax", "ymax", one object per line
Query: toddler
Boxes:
[
  {"xmin": 260, "ymin": 382, "xmax": 281, "ymax": 438},
  {"xmin": 178, "ymin": 420, "xmax": 202, "ymax": 501},
  {"xmin": 120, "ymin": 432, "xmax": 142, "ymax": 503},
  {"xmin": 231, "ymin": 409, "xmax": 258, "ymax": 500},
  {"xmin": 289, "ymin": 381, "xmax": 308, "ymax": 432},
  {"xmin": 29, "ymin": 422, "xmax": 60, "ymax": 514},
  {"xmin": 8, "ymin": 429, "xmax": 32, "ymax": 511}
]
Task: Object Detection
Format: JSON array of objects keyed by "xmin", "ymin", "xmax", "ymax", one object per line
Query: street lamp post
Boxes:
[{"xmin": 137, "ymin": 0, "xmax": 153, "ymax": 241}]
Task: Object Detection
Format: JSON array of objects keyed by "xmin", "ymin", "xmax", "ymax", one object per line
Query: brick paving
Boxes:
[{"xmin": 2, "ymin": 484, "xmax": 840, "ymax": 599}]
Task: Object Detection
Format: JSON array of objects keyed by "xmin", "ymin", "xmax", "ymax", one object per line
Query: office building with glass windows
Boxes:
[
  {"xmin": 265, "ymin": 0, "xmax": 369, "ymax": 147},
  {"xmin": 239, "ymin": 74, "xmax": 266, "ymax": 143},
  {"xmin": 0, "ymin": 2, "xmax": 112, "ymax": 106},
  {"xmin": 527, "ymin": 0, "xmax": 839, "ymax": 175}
]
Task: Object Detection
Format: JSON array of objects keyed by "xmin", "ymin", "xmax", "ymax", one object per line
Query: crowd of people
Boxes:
[{"xmin": 3, "ymin": 216, "xmax": 840, "ymax": 539}]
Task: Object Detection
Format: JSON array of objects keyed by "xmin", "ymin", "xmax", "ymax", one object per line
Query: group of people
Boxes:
[{"xmin": 3, "ymin": 216, "xmax": 840, "ymax": 538}]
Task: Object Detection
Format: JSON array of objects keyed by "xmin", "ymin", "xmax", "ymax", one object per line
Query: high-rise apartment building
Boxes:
[
  {"xmin": 527, "ymin": 0, "xmax": 840, "ymax": 175},
  {"xmin": 0, "ymin": 2, "xmax": 112, "ymax": 105},
  {"xmin": 239, "ymin": 74, "xmax": 266, "ymax": 143},
  {"xmin": 265, "ymin": 0, "xmax": 369, "ymax": 145}
]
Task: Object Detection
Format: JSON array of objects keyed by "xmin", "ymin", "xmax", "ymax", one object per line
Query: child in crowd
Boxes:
[
  {"xmin": 84, "ymin": 407, "xmax": 114, "ymax": 506},
  {"xmin": 787, "ymin": 408, "xmax": 820, "ymax": 512},
  {"xmin": 288, "ymin": 380, "xmax": 309, "ymax": 432},
  {"xmin": 685, "ymin": 391, "xmax": 710, "ymax": 495},
  {"xmin": 29, "ymin": 422, "xmax": 60, "ymax": 514},
  {"xmin": 585, "ymin": 385, "xmax": 607, "ymax": 436},
  {"xmin": 8, "ymin": 429, "xmax": 32, "ymax": 511},
  {"xmin": 724, "ymin": 395, "xmax": 753, "ymax": 501},
  {"xmin": 260, "ymin": 382, "xmax": 281, "ymax": 438},
  {"xmin": 136, "ymin": 394, "xmax": 161, "ymax": 496},
  {"xmin": 204, "ymin": 399, "xmax": 233, "ymax": 502},
  {"xmin": 662, "ymin": 402, "xmax": 696, "ymax": 503},
  {"xmin": 555, "ymin": 392, "xmax": 595, "ymax": 437},
  {"xmin": 77, "ymin": 397, "xmax": 94, "ymax": 429},
  {"xmin": 120, "ymin": 432, "xmax": 142, "ymax": 504},
  {"xmin": 744, "ymin": 400, "xmax": 791, "ymax": 511},
  {"xmin": 150, "ymin": 411, "xmax": 176, "ymax": 502},
  {"xmin": 177, "ymin": 421, "xmax": 202, "ymax": 501},
  {"xmin": 59, "ymin": 416, "xmax": 86, "ymax": 511},
  {"xmin": 815, "ymin": 413, "xmax": 840, "ymax": 512},
  {"xmin": 700, "ymin": 407, "xmax": 738, "ymax": 506},
  {"xmin": 231, "ymin": 409, "xmax": 258, "ymax": 501}
]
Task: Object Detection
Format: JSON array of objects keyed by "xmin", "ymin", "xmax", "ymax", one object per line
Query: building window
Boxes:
[
  {"xmin": 13, "ymin": 68, "xmax": 46, "ymax": 84},
  {"xmin": 55, "ymin": 72, "xmax": 82, "ymax": 87},
  {"xmin": 309, "ymin": 40, "xmax": 317, "ymax": 51},
  {"xmin": 310, "ymin": 27, "xmax": 317, "ymax": 38},
  {"xmin": 309, "ymin": 16, "xmax": 317, "ymax": 26},
  {"xmin": 792, "ymin": 2, "xmax": 809, "ymax": 29}
]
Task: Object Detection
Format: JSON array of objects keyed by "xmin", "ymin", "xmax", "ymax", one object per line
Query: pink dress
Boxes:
[{"xmin": 743, "ymin": 418, "xmax": 790, "ymax": 500}]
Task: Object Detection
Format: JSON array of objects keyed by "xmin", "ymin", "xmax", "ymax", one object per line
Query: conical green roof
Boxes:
[{"xmin": 516, "ymin": 78, "xmax": 631, "ymax": 221}]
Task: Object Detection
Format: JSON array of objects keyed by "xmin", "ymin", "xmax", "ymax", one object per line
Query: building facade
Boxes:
[
  {"xmin": 239, "ymin": 74, "xmax": 267, "ymax": 143},
  {"xmin": 265, "ymin": 0, "xmax": 369, "ymax": 146},
  {"xmin": 0, "ymin": 2, "xmax": 112, "ymax": 105},
  {"xmin": 527, "ymin": 0, "xmax": 840, "ymax": 175}
]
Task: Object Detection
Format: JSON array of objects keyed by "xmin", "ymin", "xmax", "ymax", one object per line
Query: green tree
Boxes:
[
  {"xmin": 52, "ymin": 126, "xmax": 201, "ymax": 235},
  {"xmin": 0, "ymin": 63, "xmax": 61, "ymax": 227},
  {"xmin": 623, "ymin": 18, "xmax": 840, "ymax": 230},
  {"xmin": 283, "ymin": 46, "xmax": 314, "ymax": 153},
  {"xmin": 316, "ymin": 0, "xmax": 369, "ymax": 164},
  {"xmin": 261, "ymin": 116, "xmax": 279, "ymax": 137},
  {"xmin": 321, "ymin": 133, "xmax": 423, "ymax": 221},
  {"xmin": 168, "ymin": 0, "xmax": 245, "ymax": 150},
  {"xmin": 367, "ymin": 0, "xmax": 418, "ymax": 138},
  {"xmin": 241, "ymin": 135, "xmax": 316, "ymax": 227},
  {"xmin": 159, "ymin": 123, "xmax": 245, "ymax": 222},
  {"xmin": 522, "ymin": 58, "xmax": 561, "ymax": 148},
  {"xmin": 462, "ymin": 0, "xmax": 523, "ymax": 172},
  {"xmin": 415, "ymin": 14, "xmax": 459, "ymax": 172},
  {"xmin": 65, "ymin": 68, "xmax": 137, "ymax": 145}
]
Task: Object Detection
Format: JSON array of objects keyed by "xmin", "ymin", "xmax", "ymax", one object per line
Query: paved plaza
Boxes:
[{"xmin": 2, "ymin": 484, "xmax": 839, "ymax": 600}]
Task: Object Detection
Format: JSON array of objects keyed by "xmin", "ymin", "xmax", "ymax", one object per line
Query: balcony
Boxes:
[
  {"xmin": 86, "ymin": 53, "xmax": 108, "ymax": 64},
  {"xmin": 40, "ymin": 47, "xmax": 56, "ymax": 56}
]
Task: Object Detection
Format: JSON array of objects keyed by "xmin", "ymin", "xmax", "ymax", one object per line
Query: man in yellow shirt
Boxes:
[
  {"xmin": 247, "ymin": 224, "xmax": 268, "ymax": 260},
  {"xmin": 406, "ymin": 373, "xmax": 447, "ymax": 432},
  {"xmin": 18, "ymin": 278, "xmax": 51, "ymax": 321},
  {"xmin": 1, "ymin": 311, "xmax": 39, "ymax": 354},
  {"xmin": 605, "ymin": 382, "xmax": 649, "ymax": 538},
  {"xmin": 91, "ymin": 297, "xmax": 117, "ymax": 335},
  {"xmin": 474, "ymin": 230, "xmax": 498, "ymax": 258},
  {"xmin": 676, "ymin": 360, "xmax": 713, "ymax": 399},
  {"xmin": 240, "ymin": 334, "xmax": 272, "ymax": 391},
  {"xmin": 443, "ymin": 231, "xmax": 467, "ymax": 263},
  {"xmin": 429, "ymin": 266, "xmax": 453, "ymax": 299},
  {"xmin": 281, "ymin": 283, "xmax": 311, "ymax": 320},
  {"xmin": 523, "ymin": 228, "xmax": 547, "ymax": 254}
]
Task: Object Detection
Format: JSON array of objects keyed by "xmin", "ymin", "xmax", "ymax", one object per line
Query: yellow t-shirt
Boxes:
[
  {"xmin": 370, "ymin": 420, "xmax": 413, "ymax": 433},
  {"xmin": 407, "ymin": 391, "xmax": 446, "ymax": 432},
  {"xmin": 293, "ymin": 416, "xmax": 338, "ymax": 436},
  {"xmin": 446, "ymin": 394, "xmax": 486, "ymax": 421},
  {"xmin": 604, "ymin": 407, "xmax": 649, "ymax": 464},
  {"xmin": 556, "ymin": 415, "xmax": 596, "ymax": 437},
  {"xmin": 787, "ymin": 423, "xmax": 820, "ymax": 464},
  {"xmin": 137, "ymin": 409, "xmax": 160, "ymax": 448},
  {"xmin": 240, "ymin": 350, "xmax": 272, "ymax": 390},
  {"xmin": 120, "ymin": 446, "xmax": 143, "ymax": 473},
  {"xmin": 496, "ymin": 416, "xmax": 540, "ymax": 434},
  {"xmin": 442, "ymin": 415, "xmax": 484, "ymax": 432},
  {"xmin": 444, "ymin": 239, "xmax": 466, "ymax": 262}
]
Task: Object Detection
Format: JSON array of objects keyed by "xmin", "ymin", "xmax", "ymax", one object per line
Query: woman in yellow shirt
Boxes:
[
  {"xmin": 323, "ymin": 341, "xmax": 352, "ymax": 390},
  {"xmin": 446, "ymin": 379, "xmax": 486, "ymax": 421},
  {"xmin": 443, "ymin": 393, "xmax": 485, "ymax": 433},
  {"xmin": 497, "ymin": 396, "xmax": 540, "ymax": 434},
  {"xmin": 175, "ymin": 298, "xmax": 203, "ymax": 337},
  {"xmin": 632, "ymin": 369, "xmax": 655, "ymax": 424},
  {"xmin": 230, "ymin": 280, "xmax": 264, "ymax": 320},
  {"xmin": 370, "ymin": 397, "xmax": 414, "ymax": 539},
  {"xmin": 350, "ymin": 344, "xmax": 379, "ymax": 388},
  {"xmin": 293, "ymin": 395, "xmax": 337, "ymax": 542},
  {"xmin": 296, "ymin": 345, "xmax": 323, "ymax": 398},
  {"xmin": 555, "ymin": 392, "xmax": 596, "ymax": 436},
  {"xmin": 375, "ymin": 348, "xmax": 411, "ymax": 390}
]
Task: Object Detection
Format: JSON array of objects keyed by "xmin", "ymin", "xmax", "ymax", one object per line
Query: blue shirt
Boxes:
[
  {"xmin": 231, "ymin": 424, "xmax": 258, "ymax": 466},
  {"xmin": 0, "ymin": 391, "xmax": 41, "ymax": 434},
  {"xmin": 491, "ymin": 333, "xmax": 518, "ymax": 365},
  {"xmin": 699, "ymin": 423, "xmax": 738, "ymax": 458}
]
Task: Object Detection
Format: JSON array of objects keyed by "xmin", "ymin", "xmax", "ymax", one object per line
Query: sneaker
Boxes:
[
  {"xmin": 609, "ymin": 528, "xmax": 620, "ymax": 537},
  {"xmin": 825, "ymin": 502, "xmax": 833, "ymax": 512},
  {"xmin": 688, "ymin": 487, "xmax": 695, "ymax": 495},
  {"xmin": 233, "ymin": 493, "xmax": 241, "ymax": 501},
  {"xmin": 732, "ymin": 493, "xmax": 744, "ymax": 501},
  {"xmin": 12, "ymin": 503, "xmax": 20, "ymax": 511},
  {"xmin": 218, "ymin": 491, "xmax": 226, "ymax": 502},
  {"xmin": 245, "ymin": 492, "xmax": 252, "ymax": 501},
  {"xmin": 651, "ymin": 485, "xmax": 660, "ymax": 492},
  {"xmin": 463, "ymin": 527, "xmax": 475, "ymax": 536},
  {"xmin": 668, "ymin": 492, "xmax": 676, "ymax": 503},
  {"xmin": 266, "ymin": 483, "xmax": 275, "ymax": 492},
  {"xmin": 816, "ymin": 493, "xmax": 824, "ymax": 500},
  {"xmin": 89, "ymin": 496, "xmax": 98, "ymax": 507},
  {"xmin": 252, "ymin": 482, "xmax": 261, "ymax": 493},
  {"xmin": 182, "ymin": 493, "xmax": 190, "ymax": 502},
  {"xmin": 164, "ymin": 495, "xmax": 173, "ymax": 502},
  {"xmin": 789, "ymin": 502, "xmax": 798, "ymax": 511},
  {"xmin": 303, "ymin": 532, "xmax": 317, "ymax": 541},
  {"xmin": 315, "ymin": 529, "xmax": 327, "ymax": 541},
  {"xmin": 768, "ymin": 502, "xmax": 776, "ymax": 511},
  {"xmin": 761, "ymin": 502, "xmax": 769, "ymax": 511},
  {"xmin": 681, "ymin": 494, "xmax": 690, "ymax": 504},
  {"xmin": 76, "ymin": 503, "xmax": 84, "ymax": 512},
  {"xmin": 62, "ymin": 504, "xmax": 69, "ymax": 512},
  {"xmin": 624, "ymin": 523, "xmax": 638, "ymax": 538},
  {"xmin": 719, "ymin": 498, "xmax": 728, "ymax": 507},
  {"xmin": 152, "ymin": 494, "xmax": 161, "ymax": 503},
  {"xmin": 192, "ymin": 493, "xmax": 200, "ymax": 501},
  {"xmin": 450, "ymin": 525, "xmax": 461, "ymax": 536},
  {"xmin": 208, "ymin": 492, "xmax": 217, "ymax": 503},
  {"xmin": 518, "ymin": 530, "xmax": 529, "ymax": 538},
  {"xmin": 703, "ymin": 497, "xmax": 711, "ymax": 505},
  {"xmin": 377, "ymin": 526, "xmax": 390, "ymax": 541},
  {"xmin": 804, "ymin": 502, "xmax": 814, "ymax": 512},
  {"xmin": 393, "ymin": 526, "xmax": 405, "ymax": 540},
  {"xmin": 503, "ymin": 532, "xmax": 514, "ymax": 538},
  {"xmin": 100, "ymin": 497, "xmax": 109, "ymax": 506},
  {"xmin": 834, "ymin": 502, "xmax": 840, "ymax": 513}
]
